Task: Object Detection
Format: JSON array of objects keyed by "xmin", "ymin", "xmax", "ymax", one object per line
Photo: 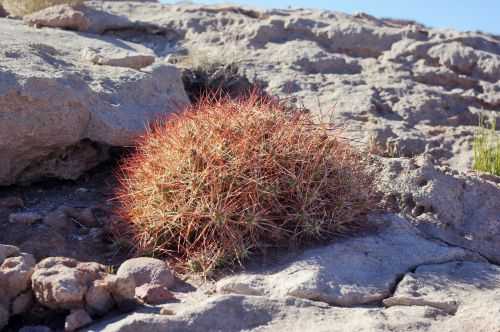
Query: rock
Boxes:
[
  {"xmin": 9, "ymin": 212, "xmax": 43, "ymax": 225},
  {"xmin": 85, "ymin": 279, "xmax": 114, "ymax": 316},
  {"xmin": 0, "ymin": 196, "xmax": 24, "ymax": 209},
  {"xmin": 24, "ymin": 4, "xmax": 166, "ymax": 35},
  {"xmin": 19, "ymin": 326, "xmax": 53, "ymax": 332},
  {"xmin": 384, "ymin": 261, "xmax": 500, "ymax": 329},
  {"xmin": 377, "ymin": 155, "xmax": 500, "ymax": 264},
  {"xmin": 0, "ymin": 244, "xmax": 20, "ymax": 264},
  {"xmin": 0, "ymin": 4, "xmax": 6, "ymax": 18},
  {"xmin": 43, "ymin": 208, "xmax": 74, "ymax": 231},
  {"xmin": 0, "ymin": 252, "xmax": 36, "ymax": 300},
  {"xmin": 31, "ymin": 257, "xmax": 106, "ymax": 310},
  {"xmin": 217, "ymin": 214, "xmax": 481, "ymax": 306},
  {"xmin": 23, "ymin": 4, "xmax": 91, "ymax": 31},
  {"xmin": 117, "ymin": 257, "xmax": 175, "ymax": 288},
  {"xmin": 65, "ymin": 309, "xmax": 93, "ymax": 332},
  {"xmin": 135, "ymin": 284, "xmax": 175, "ymax": 305},
  {"xmin": 0, "ymin": 302, "xmax": 8, "ymax": 331},
  {"xmin": 0, "ymin": 19, "xmax": 190, "ymax": 185},
  {"xmin": 103, "ymin": 274, "xmax": 136, "ymax": 308},
  {"xmin": 60, "ymin": 206, "xmax": 99, "ymax": 228},
  {"xmin": 11, "ymin": 290, "xmax": 34, "ymax": 315},
  {"xmin": 82, "ymin": 47, "xmax": 155, "ymax": 70}
]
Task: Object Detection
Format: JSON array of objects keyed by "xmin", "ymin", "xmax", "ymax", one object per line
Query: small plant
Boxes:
[
  {"xmin": 473, "ymin": 115, "xmax": 500, "ymax": 176},
  {"xmin": 116, "ymin": 93, "xmax": 378, "ymax": 275},
  {"xmin": 2, "ymin": 0, "xmax": 84, "ymax": 17}
]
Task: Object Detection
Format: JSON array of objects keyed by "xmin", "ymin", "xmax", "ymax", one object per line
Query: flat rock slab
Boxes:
[
  {"xmin": 384, "ymin": 261, "xmax": 500, "ymax": 330},
  {"xmin": 0, "ymin": 19, "xmax": 189, "ymax": 185},
  {"xmin": 217, "ymin": 214, "xmax": 481, "ymax": 306}
]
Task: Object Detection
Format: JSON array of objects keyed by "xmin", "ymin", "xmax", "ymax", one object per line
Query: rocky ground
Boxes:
[{"xmin": 0, "ymin": 1, "xmax": 500, "ymax": 331}]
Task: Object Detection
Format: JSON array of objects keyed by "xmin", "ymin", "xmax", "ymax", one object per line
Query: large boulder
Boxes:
[{"xmin": 0, "ymin": 19, "xmax": 189, "ymax": 185}]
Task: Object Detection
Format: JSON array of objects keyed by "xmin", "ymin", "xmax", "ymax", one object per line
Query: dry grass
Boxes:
[
  {"xmin": 115, "ymin": 93, "xmax": 378, "ymax": 275},
  {"xmin": 2, "ymin": 0, "xmax": 84, "ymax": 17}
]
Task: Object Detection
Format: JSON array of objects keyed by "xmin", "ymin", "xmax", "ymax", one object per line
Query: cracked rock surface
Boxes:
[{"xmin": 0, "ymin": 1, "xmax": 499, "ymax": 331}]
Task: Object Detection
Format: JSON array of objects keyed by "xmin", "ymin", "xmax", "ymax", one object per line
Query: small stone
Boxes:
[
  {"xmin": 9, "ymin": 212, "xmax": 42, "ymax": 225},
  {"xmin": 12, "ymin": 290, "xmax": 34, "ymax": 315},
  {"xmin": 160, "ymin": 308, "xmax": 175, "ymax": 315},
  {"xmin": 19, "ymin": 326, "xmax": 53, "ymax": 332},
  {"xmin": 117, "ymin": 257, "xmax": 175, "ymax": 289},
  {"xmin": 43, "ymin": 208, "xmax": 73, "ymax": 231},
  {"xmin": 0, "ymin": 244, "xmax": 19, "ymax": 264},
  {"xmin": 0, "ymin": 196, "xmax": 24, "ymax": 209},
  {"xmin": 135, "ymin": 284, "xmax": 175, "ymax": 305},
  {"xmin": 65, "ymin": 309, "xmax": 93, "ymax": 332},
  {"xmin": 65, "ymin": 207, "xmax": 99, "ymax": 228}
]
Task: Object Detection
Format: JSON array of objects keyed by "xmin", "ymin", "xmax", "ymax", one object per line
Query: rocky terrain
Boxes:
[{"xmin": 0, "ymin": 1, "xmax": 499, "ymax": 331}]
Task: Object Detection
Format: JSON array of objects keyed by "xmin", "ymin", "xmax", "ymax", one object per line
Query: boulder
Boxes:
[
  {"xmin": 0, "ymin": 19, "xmax": 189, "ymax": 185},
  {"xmin": 0, "ymin": 252, "xmax": 36, "ymax": 300},
  {"xmin": 117, "ymin": 257, "xmax": 175, "ymax": 289},
  {"xmin": 31, "ymin": 257, "xmax": 106, "ymax": 310}
]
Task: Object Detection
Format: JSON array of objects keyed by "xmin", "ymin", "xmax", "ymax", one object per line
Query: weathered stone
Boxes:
[
  {"xmin": 217, "ymin": 214, "xmax": 481, "ymax": 306},
  {"xmin": 85, "ymin": 279, "xmax": 114, "ymax": 316},
  {"xmin": 82, "ymin": 47, "xmax": 155, "ymax": 70},
  {"xmin": 384, "ymin": 261, "xmax": 500, "ymax": 329},
  {"xmin": 0, "ymin": 252, "xmax": 36, "ymax": 300},
  {"xmin": 0, "ymin": 196, "xmax": 24, "ymax": 209},
  {"xmin": 11, "ymin": 290, "xmax": 34, "ymax": 315},
  {"xmin": 135, "ymin": 284, "xmax": 175, "ymax": 305},
  {"xmin": 0, "ymin": 244, "xmax": 19, "ymax": 264},
  {"xmin": 103, "ymin": 274, "xmax": 136, "ymax": 308},
  {"xmin": 0, "ymin": 19, "xmax": 190, "ymax": 186},
  {"xmin": 31, "ymin": 257, "xmax": 106, "ymax": 310},
  {"xmin": 65, "ymin": 309, "xmax": 93, "ymax": 332},
  {"xmin": 117, "ymin": 257, "xmax": 175, "ymax": 289},
  {"xmin": 377, "ymin": 155, "xmax": 500, "ymax": 264},
  {"xmin": 9, "ymin": 212, "xmax": 42, "ymax": 225}
]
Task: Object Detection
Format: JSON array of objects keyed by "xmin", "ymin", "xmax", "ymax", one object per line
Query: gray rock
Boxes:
[
  {"xmin": 11, "ymin": 290, "xmax": 34, "ymax": 315},
  {"xmin": 217, "ymin": 214, "xmax": 481, "ymax": 306},
  {"xmin": 135, "ymin": 284, "xmax": 174, "ymax": 305},
  {"xmin": 0, "ymin": 252, "xmax": 36, "ymax": 300},
  {"xmin": 9, "ymin": 212, "xmax": 43, "ymax": 225},
  {"xmin": 81, "ymin": 46, "xmax": 155, "ymax": 70},
  {"xmin": 384, "ymin": 261, "xmax": 500, "ymax": 329},
  {"xmin": 377, "ymin": 155, "xmax": 500, "ymax": 264},
  {"xmin": 19, "ymin": 326, "xmax": 53, "ymax": 332},
  {"xmin": 0, "ymin": 302, "xmax": 8, "ymax": 331},
  {"xmin": 31, "ymin": 257, "xmax": 106, "ymax": 310},
  {"xmin": 117, "ymin": 257, "xmax": 175, "ymax": 288},
  {"xmin": 0, "ymin": 19, "xmax": 189, "ymax": 185},
  {"xmin": 0, "ymin": 244, "xmax": 20, "ymax": 264},
  {"xmin": 65, "ymin": 309, "xmax": 93, "ymax": 332}
]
